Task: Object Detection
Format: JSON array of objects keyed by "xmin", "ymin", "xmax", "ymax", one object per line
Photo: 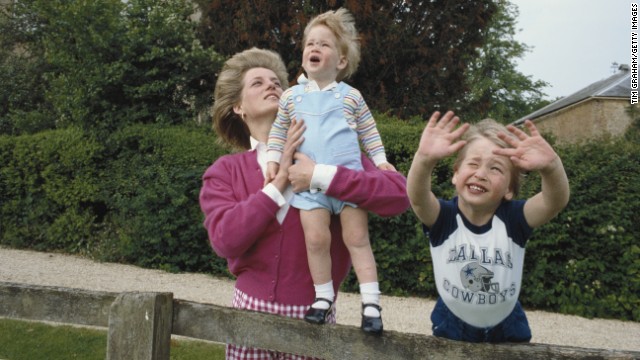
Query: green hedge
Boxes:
[
  {"xmin": 0, "ymin": 125, "xmax": 228, "ymax": 275},
  {"xmin": 98, "ymin": 125, "xmax": 228, "ymax": 273},
  {"xmin": 1, "ymin": 119, "xmax": 638, "ymax": 321},
  {"xmin": 0, "ymin": 128, "xmax": 103, "ymax": 251},
  {"xmin": 518, "ymin": 138, "xmax": 640, "ymax": 321}
]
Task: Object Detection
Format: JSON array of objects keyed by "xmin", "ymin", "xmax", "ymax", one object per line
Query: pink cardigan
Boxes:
[{"xmin": 199, "ymin": 151, "xmax": 409, "ymax": 305}]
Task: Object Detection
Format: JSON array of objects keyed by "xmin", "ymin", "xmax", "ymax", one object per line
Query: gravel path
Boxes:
[{"xmin": 1, "ymin": 247, "xmax": 639, "ymax": 352}]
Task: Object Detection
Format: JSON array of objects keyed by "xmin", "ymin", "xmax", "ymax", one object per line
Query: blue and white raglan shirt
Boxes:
[{"xmin": 425, "ymin": 197, "xmax": 533, "ymax": 328}]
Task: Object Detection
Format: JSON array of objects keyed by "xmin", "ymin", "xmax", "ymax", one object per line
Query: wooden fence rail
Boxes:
[{"xmin": 1, "ymin": 281, "xmax": 638, "ymax": 360}]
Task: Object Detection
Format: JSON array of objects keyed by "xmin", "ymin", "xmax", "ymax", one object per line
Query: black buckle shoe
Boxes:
[
  {"xmin": 361, "ymin": 303, "xmax": 383, "ymax": 335},
  {"xmin": 304, "ymin": 298, "xmax": 333, "ymax": 325}
]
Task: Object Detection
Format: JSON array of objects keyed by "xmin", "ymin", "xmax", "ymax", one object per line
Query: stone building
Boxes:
[{"xmin": 515, "ymin": 64, "xmax": 633, "ymax": 145}]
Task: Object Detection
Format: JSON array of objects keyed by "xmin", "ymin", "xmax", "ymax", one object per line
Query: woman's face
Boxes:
[{"xmin": 234, "ymin": 67, "xmax": 283, "ymax": 124}]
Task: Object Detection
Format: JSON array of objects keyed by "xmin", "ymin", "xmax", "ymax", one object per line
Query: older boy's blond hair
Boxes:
[
  {"xmin": 303, "ymin": 8, "xmax": 361, "ymax": 81},
  {"xmin": 454, "ymin": 119, "xmax": 524, "ymax": 197}
]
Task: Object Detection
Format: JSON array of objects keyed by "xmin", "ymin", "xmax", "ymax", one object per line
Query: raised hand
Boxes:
[
  {"xmin": 408, "ymin": 111, "xmax": 467, "ymax": 227},
  {"xmin": 416, "ymin": 111, "xmax": 469, "ymax": 162},
  {"xmin": 493, "ymin": 120, "xmax": 559, "ymax": 173}
]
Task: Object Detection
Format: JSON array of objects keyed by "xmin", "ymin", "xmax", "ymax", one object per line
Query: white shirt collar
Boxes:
[
  {"xmin": 250, "ymin": 136, "xmax": 260, "ymax": 151},
  {"xmin": 297, "ymin": 73, "xmax": 338, "ymax": 92}
]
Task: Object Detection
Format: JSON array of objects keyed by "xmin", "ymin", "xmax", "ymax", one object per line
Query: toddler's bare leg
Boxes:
[
  {"xmin": 340, "ymin": 207, "xmax": 377, "ymax": 284},
  {"xmin": 300, "ymin": 209, "xmax": 332, "ymax": 287},
  {"xmin": 341, "ymin": 206, "xmax": 383, "ymax": 331}
]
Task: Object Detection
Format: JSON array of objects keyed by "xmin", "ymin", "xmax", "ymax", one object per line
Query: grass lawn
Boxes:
[{"xmin": 0, "ymin": 318, "xmax": 225, "ymax": 360}]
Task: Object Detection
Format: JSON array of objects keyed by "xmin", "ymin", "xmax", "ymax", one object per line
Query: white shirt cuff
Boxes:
[
  {"xmin": 262, "ymin": 183, "xmax": 286, "ymax": 207},
  {"xmin": 310, "ymin": 164, "xmax": 337, "ymax": 193},
  {"xmin": 266, "ymin": 150, "xmax": 282, "ymax": 164},
  {"xmin": 372, "ymin": 153, "xmax": 388, "ymax": 167}
]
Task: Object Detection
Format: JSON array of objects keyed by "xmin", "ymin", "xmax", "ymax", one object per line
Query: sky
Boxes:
[{"xmin": 510, "ymin": 0, "xmax": 629, "ymax": 100}]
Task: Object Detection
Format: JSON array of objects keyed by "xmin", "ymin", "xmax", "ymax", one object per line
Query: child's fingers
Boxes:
[
  {"xmin": 450, "ymin": 139, "xmax": 468, "ymax": 153},
  {"xmin": 492, "ymin": 146, "xmax": 517, "ymax": 158},
  {"xmin": 498, "ymin": 130, "xmax": 521, "ymax": 148},
  {"xmin": 442, "ymin": 113, "xmax": 461, "ymax": 131},
  {"xmin": 263, "ymin": 172, "xmax": 273, "ymax": 186},
  {"xmin": 497, "ymin": 130, "xmax": 515, "ymax": 143},
  {"xmin": 506, "ymin": 120, "xmax": 542, "ymax": 142},
  {"xmin": 426, "ymin": 111, "xmax": 441, "ymax": 127},
  {"xmin": 437, "ymin": 111, "xmax": 456, "ymax": 129},
  {"xmin": 451, "ymin": 122, "xmax": 470, "ymax": 138},
  {"xmin": 523, "ymin": 119, "xmax": 541, "ymax": 137},
  {"xmin": 505, "ymin": 124, "xmax": 529, "ymax": 141},
  {"xmin": 508, "ymin": 157, "xmax": 526, "ymax": 170},
  {"xmin": 426, "ymin": 110, "xmax": 456, "ymax": 128},
  {"xmin": 379, "ymin": 163, "xmax": 397, "ymax": 172}
]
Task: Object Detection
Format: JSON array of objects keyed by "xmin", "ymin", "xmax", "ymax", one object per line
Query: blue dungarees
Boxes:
[{"xmin": 290, "ymin": 82, "xmax": 362, "ymax": 214}]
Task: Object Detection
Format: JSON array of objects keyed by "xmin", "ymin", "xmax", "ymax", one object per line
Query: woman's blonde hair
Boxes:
[
  {"xmin": 212, "ymin": 48, "xmax": 289, "ymax": 150},
  {"xmin": 303, "ymin": 8, "xmax": 361, "ymax": 81},
  {"xmin": 454, "ymin": 118, "xmax": 524, "ymax": 197}
]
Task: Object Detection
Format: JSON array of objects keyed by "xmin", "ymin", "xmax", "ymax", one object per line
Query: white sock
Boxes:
[
  {"xmin": 360, "ymin": 282, "xmax": 381, "ymax": 317},
  {"xmin": 312, "ymin": 281, "xmax": 335, "ymax": 310}
]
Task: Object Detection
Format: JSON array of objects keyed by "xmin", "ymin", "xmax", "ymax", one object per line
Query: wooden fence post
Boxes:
[{"xmin": 106, "ymin": 292, "xmax": 173, "ymax": 360}]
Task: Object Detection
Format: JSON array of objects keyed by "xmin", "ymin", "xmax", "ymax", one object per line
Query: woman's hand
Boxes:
[
  {"xmin": 288, "ymin": 152, "xmax": 316, "ymax": 192},
  {"xmin": 270, "ymin": 119, "xmax": 305, "ymax": 192}
]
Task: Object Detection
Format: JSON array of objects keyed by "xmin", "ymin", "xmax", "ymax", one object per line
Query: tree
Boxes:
[
  {"xmin": 462, "ymin": 0, "xmax": 551, "ymax": 123},
  {"xmin": 195, "ymin": 0, "xmax": 497, "ymax": 118},
  {"xmin": 0, "ymin": 0, "xmax": 224, "ymax": 136},
  {"xmin": 0, "ymin": 0, "xmax": 55, "ymax": 134}
]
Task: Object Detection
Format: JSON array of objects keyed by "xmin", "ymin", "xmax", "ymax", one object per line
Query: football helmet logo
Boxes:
[{"xmin": 460, "ymin": 262, "xmax": 500, "ymax": 293}]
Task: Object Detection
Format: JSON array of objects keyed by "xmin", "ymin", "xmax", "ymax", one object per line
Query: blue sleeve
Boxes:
[
  {"xmin": 495, "ymin": 200, "xmax": 533, "ymax": 247},
  {"xmin": 423, "ymin": 199, "xmax": 458, "ymax": 247}
]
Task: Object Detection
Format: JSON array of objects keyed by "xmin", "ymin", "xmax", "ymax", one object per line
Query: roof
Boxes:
[{"xmin": 514, "ymin": 65, "xmax": 632, "ymax": 125}]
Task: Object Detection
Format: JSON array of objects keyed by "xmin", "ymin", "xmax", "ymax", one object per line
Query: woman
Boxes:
[{"xmin": 199, "ymin": 48, "xmax": 409, "ymax": 359}]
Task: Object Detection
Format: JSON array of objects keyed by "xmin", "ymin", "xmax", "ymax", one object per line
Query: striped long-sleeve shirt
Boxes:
[{"xmin": 266, "ymin": 80, "xmax": 388, "ymax": 166}]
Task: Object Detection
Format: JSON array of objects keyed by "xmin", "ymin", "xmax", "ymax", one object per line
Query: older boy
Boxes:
[{"xmin": 407, "ymin": 111, "xmax": 569, "ymax": 342}]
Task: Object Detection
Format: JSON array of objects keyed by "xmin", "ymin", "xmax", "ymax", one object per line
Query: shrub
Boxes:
[
  {"xmin": 519, "ymin": 138, "xmax": 640, "ymax": 320},
  {"xmin": 98, "ymin": 124, "xmax": 228, "ymax": 274},
  {"xmin": 0, "ymin": 128, "xmax": 103, "ymax": 251}
]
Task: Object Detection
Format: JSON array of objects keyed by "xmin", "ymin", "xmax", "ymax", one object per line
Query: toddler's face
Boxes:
[{"xmin": 302, "ymin": 25, "xmax": 346, "ymax": 84}]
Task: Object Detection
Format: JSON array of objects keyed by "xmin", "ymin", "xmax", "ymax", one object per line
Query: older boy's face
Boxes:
[{"xmin": 453, "ymin": 137, "xmax": 514, "ymax": 214}]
